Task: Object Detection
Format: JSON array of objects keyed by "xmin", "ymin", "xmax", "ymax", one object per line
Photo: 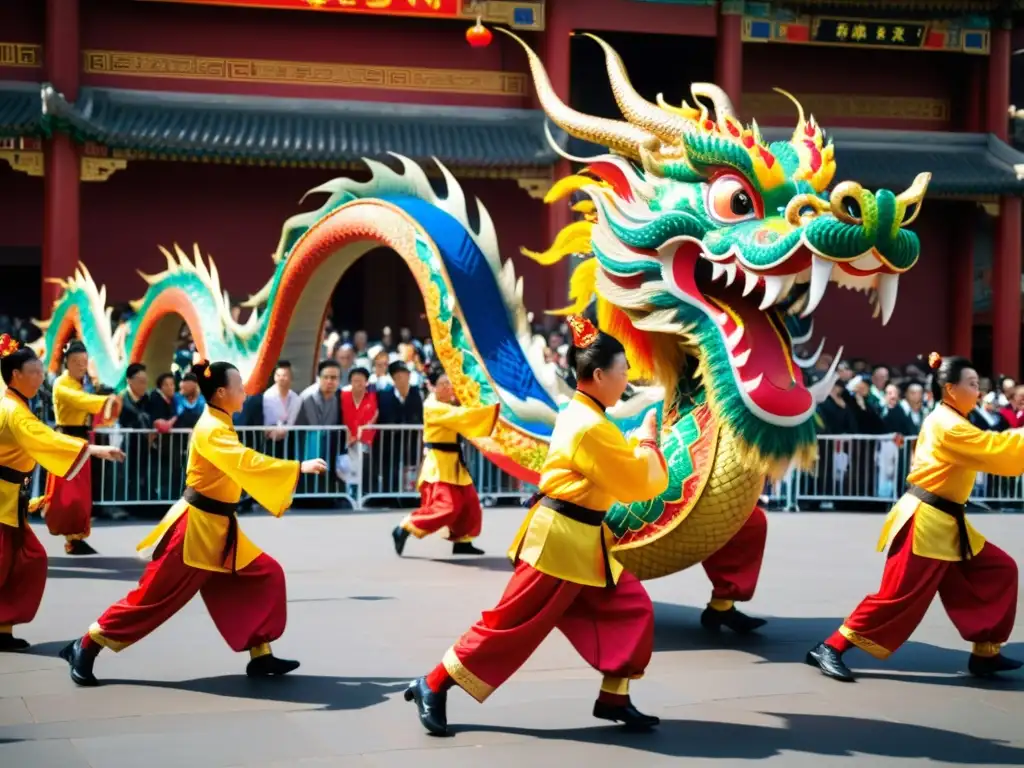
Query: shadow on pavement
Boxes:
[
  {"xmin": 46, "ymin": 556, "xmax": 146, "ymax": 582},
  {"xmin": 653, "ymin": 602, "xmax": 1024, "ymax": 684},
  {"xmin": 430, "ymin": 556, "xmax": 513, "ymax": 572},
  {"xmin": 453, "ymin": 713, "xmax": 1024, "ymax": 762},
  {"xmin": 101, "ymin": 674, "xmax": 409, "ymax": 711}
]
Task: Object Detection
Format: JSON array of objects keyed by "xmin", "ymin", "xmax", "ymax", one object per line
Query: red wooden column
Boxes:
[
  {"xmin": 715, "ymin": 1, "xmax": 744, "ymax": 116},
  {"xmin": 988, "ymin": 21, "xmax": 1021, "ymax": 378},
  {"xmin": 541, "ymin": 4, "xmax": 573, "ymax": 313},
  {"xmin": 992, "ymin": 197, "xmax": 1022, "ymax": 379},
  {"xmin": 42, "ymin": 0, "xmax": 81, "ymax": 316},
  {"xmin": 949, "ymin": 204, "xmax": 975, "ymax": 359}
]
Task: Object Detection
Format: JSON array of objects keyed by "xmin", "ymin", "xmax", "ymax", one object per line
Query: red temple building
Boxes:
[{"xmin": 1, "ymin": 0, "xmax": 1022, "ymax": 377}]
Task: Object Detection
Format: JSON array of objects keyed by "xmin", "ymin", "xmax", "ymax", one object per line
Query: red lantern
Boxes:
[{"xmin": 466, "ymin": 18, "xmax": 493, "ymax": 48}]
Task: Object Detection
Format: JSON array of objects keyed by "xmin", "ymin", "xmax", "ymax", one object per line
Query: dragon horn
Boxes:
[
  {"xmin": 690, "ymin": 83, "xmax": 737, "ymax": 123},
  {"xmin": 773, "ymin": 87, "xmax": 816, "ymax": 143},
  {"xmin": 579, "ymin": 33, "xmax": 693, "ymax": 143},
  {"xmin": 496, "ymin": 28, "xmax": 656, "ymax": 160}
]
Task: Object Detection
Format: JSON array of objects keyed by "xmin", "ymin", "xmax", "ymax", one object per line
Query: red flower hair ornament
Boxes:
[
  {"xmin": 567, "ymin": 314, "xmax": 600, "ymax": 349},
  {"xmin": 928, "ymin": 351, "xmax": 942, "ymax": 371},
  {"xmin": 0, "ymin": 334, "xmax": 19, "ymax": 358}
]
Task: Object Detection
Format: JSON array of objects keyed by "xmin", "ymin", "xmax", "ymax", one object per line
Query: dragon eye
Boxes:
[{"xmin": 707, "ymin": 175, "xmax": 759, "ymax": 224}]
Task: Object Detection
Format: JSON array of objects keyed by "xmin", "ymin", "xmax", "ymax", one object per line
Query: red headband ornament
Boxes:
[
  {"xmin": 567, "ymin": 314, "xmax": 600, "ymax": 349},
  {"xmin": 928, "ymin": 352, "xmax": 942, "ymax": 371},
  {"xmin": 0, "ymin": 334, "xmax": 19, "ymax": 359}
]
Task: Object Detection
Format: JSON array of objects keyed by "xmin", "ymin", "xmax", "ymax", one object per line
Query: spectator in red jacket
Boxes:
[
  {"xmin": 340, "ymin": 367, "xmax": 378, "ymax": 495},
  {"xmin": 999, "ymin": 385, "xmax": 1024, "ymax": 428}
]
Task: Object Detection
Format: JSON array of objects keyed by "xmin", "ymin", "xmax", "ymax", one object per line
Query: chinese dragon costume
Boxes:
[{"xmin": 35, "ymin": 33, "xmax": 930, "ymax": 621}]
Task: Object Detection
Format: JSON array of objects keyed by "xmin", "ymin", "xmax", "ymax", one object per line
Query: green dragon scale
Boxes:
[{"xmin": 35, "ymin": 32, "xmax": 929, "ymax": 584}]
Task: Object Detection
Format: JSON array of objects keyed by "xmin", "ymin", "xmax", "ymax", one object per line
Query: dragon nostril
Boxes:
[
  {"xmin": 799, "ymin": 205, "xmax": 816, "ymax": 218},
  {"xmin": 842, "ymin": 196, "xmax": 862, "ymax": 220}
]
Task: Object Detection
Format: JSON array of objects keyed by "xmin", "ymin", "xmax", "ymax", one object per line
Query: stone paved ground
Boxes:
[{"xmin": 2, "ymin": 510, "xmax": 1023, "ymax": 768}]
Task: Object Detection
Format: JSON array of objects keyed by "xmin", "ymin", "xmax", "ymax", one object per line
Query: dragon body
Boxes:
[{"xmin": 36, "ymin": 34, "xmax": 929, "ymax": 583}]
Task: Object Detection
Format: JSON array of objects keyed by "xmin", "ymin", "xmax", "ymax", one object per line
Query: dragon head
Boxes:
[{"xmin": 507, "ymin": 31, "xmax": 929, "ymax": 473}]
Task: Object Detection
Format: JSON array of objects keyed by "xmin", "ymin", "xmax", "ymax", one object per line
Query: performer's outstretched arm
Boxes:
[
  {"xmin": 943, "ymin": 423, "xmax": 1024, "ymax": 477},
  {"xmin": 195, "ymin": 427, "xmax": 303, "ymax": 517},
  {"xmin": 426, "ymin": 402, "xmax": 500, "ymax": 439}
]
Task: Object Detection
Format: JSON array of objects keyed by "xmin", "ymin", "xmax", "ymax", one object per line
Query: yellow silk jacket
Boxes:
[
  {"xmin": 509, "ymin": 392, "xmax": 669, "ymax": 587},
  {"xmin": 0, "ymin": 391, "xmax": 88, "ymax": 528},
  {"xmin": 137, "ymin": 406, "xmax": 300, "ymax": 573},
  {"xmin": 52, "ymin": 371, "xmax": 108, "ymax": 427},
  {"xmin": 879, "ymin": 403, "xmax": 1024, "ymax": 561},
  {"xmin": 416, "ymin": 397, "xmax": 499, "ymax": 488}
]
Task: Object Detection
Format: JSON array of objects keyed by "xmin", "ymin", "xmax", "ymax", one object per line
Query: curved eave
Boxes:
[
  {"xmin": 40, "ymin": 83, "xmax": 560, "ymax": 168},
  {"xmin": 0, "ymin": 81, "xmax": 50, "ymax": 138}
]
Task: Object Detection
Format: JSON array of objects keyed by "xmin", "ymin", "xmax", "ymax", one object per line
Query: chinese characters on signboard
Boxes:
[{"xmin": 813, "ymin": 18, "xmax": 927, "ymax": 49}]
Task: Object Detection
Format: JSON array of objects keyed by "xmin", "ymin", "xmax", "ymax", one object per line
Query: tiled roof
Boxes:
[
  {"xmin": 0, "ymin": 81, "xmax": 48, "ymax": 138},
  {"xmin": 40, "ymin": 84, "xmax": 558, "ymax": 167}
]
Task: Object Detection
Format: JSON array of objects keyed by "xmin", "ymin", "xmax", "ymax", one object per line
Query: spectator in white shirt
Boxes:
[{"xmin": 262, "ymin": 360, "xmax": 301, "ymax": 459}]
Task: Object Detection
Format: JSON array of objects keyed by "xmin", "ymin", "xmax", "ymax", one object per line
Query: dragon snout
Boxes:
[{"xmin": 828, "ymin": 173, "xmax": 932, "ymax": 234}]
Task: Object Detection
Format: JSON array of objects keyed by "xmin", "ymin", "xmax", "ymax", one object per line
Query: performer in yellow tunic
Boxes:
[
  {"xmin": 405, "ymin": 315, "xmax": 669, "ymax": 736},
  {"xmin": 43, "ymin": 340, "xmax": 120, "ymax": 555},
  {"xmin": 392, "ymin": 364, "xmax": 499, "ymax": 557},
  {"xmin": 0, "ymin": 336, "xmax": 124, "ymax": 651},
  {"xmin": 60, "ymin": 360, "xmax": 327, "ymax": 686},
  {"xmin": 808, "ymin": 353, "xmax": 1022, "ymax": 682}
]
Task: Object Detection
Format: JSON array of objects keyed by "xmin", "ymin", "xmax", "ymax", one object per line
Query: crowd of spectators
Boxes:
[{"xmin": 6, "ymin": 307, "xmax": 1021, "ymax": 513}]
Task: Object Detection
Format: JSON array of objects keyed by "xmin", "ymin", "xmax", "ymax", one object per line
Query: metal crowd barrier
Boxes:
[
  {"xmin": 764, "ymin": 434, "xmax": 1024, "ymax": 513},
  {"xmin": 84, "ymin": 424, "xmax": 535, "ymax": 510},
  {"xmin": 31, "ymin": 426, "xmax": 1024, "ymax": 513}
]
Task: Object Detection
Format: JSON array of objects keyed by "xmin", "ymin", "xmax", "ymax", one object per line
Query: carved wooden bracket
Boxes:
[
  {"xmin": 81, "ymin": 157, "xmax": 128, "ymax": 182},
  {"xmin": 0, "ymin": 149, "xmax": 44, "ymax": 177},
  {"xmin": 516, "ymin": 176, "xmax": 552, "ymax": 199}
]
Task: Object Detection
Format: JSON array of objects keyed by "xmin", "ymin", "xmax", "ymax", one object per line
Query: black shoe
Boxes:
[
  {"xmin": 968, "ymin": 653, "xmax": 1023, "ymax": 678},
  {"xmin": 452, "ymin": 541, "xmax": 485, "ymax": 556},
  {"xmin": 392, "ymin": 526, "xmax": 410, "ymax": 556},
  {"xmin": 593, "ymin": 699, "xmax": 660, "ymax": 731},
  {"xmin": 245, "ymin": 654, "xmax": 300, "ymax": 677},
  {"xmin": 65, "ymin": 539, "xmax": 98, "ymax": 556},
  {"xmin": 805, "ymin": 642, "xmax": 855, "ymax": 682},
  {"xmin": 403, "ymin": 676, "xmax": 449, "ymax": 736},
  {"xmin": 700, "ymin": 605, "xmax": 767, "ymax": 634},
  {"xmin": 59, "ymin": 639, "xmax": 99, "ymax": 686},
  {"xmin": 0, "ymin": 633, "xmax": 29, "ymax": 652}
]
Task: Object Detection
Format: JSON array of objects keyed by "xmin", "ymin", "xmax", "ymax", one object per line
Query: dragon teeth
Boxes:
[
  {"xmin": 742, "ymin": 269, "xmax": 759, "ymax": 297},
  {"xmin": 742, "ymin": 373, "xmax": 763, "ymax": 393},
  {"xmin": 733, "ymin": 349, "xmax": 751, "ymax": 368},
  {"xmin": 711, "ymin": 262, "xmax": 726, "ymax": 282},
  {"xmin": 806, "ymin": 346, "xmax": 845, "ymax": 403},
  {"xmin": 802, "ymin": 257, "xmax": 834, "ymax": 318},
  {"xmin": 723, "ymin": 263, "xmax": 738, "ymax": 286},
  {"xmin": 877, "ymin": 273, "xmax": 899, "ymax": 326},
  {"xmin": 726, "ymin": 325, "xmax": 744, "ymax": 351},
  {"xmin": 792, "ymin": 336, "xmax": 826, "ymax": 369},
  {"xmin": 759, "ymin": 274, "xmax": 796, "ymax": 311}
]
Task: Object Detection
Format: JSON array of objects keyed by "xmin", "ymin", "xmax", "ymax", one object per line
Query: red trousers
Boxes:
[
  {"xmin": 44, "ymin": 461, "xmax": 92, "ymax": 539},
  {"xmin": 0, "ymin": 523, "xmax": 47, "ymax": 631},
  {"xmin": 442, "ymin": 560, "xmax": 654, "ymax": 702},
  {"xmin": 89, "ymin": 513, "xmax": 286, "ymax": 652},
  {"xmin": 702, "ymin": 505, "xmax": 767, "ymax": 602},
  {"xmin": 833, "ymin": 521, "xmax": 1018, "ymax": 659},
  {"xmin": 403, "ymin": 481, "xmax": 482, "ymax": 542}
]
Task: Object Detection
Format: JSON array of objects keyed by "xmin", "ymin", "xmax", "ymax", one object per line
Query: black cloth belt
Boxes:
[
  {"xmin": 539, "ymin": 495, "xmax": 606, "ymax": 527},
  {"xmin": 0, "ymin": 464, "xmax": 32, "ymax": 545},
  {"xmin": 182, "ymin": 486, "xmax": 240, "ymax": 573},
  {"xmin": 424, "ymin": 441, "xmax": 468, "ymax": 470},
  {"xmin": 907, "ymin": 484, "xmax": 971, "ymax": 561},
  {"xmin": 57, "ymin": 425, "xmax": 91, "ymax": 439}
]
